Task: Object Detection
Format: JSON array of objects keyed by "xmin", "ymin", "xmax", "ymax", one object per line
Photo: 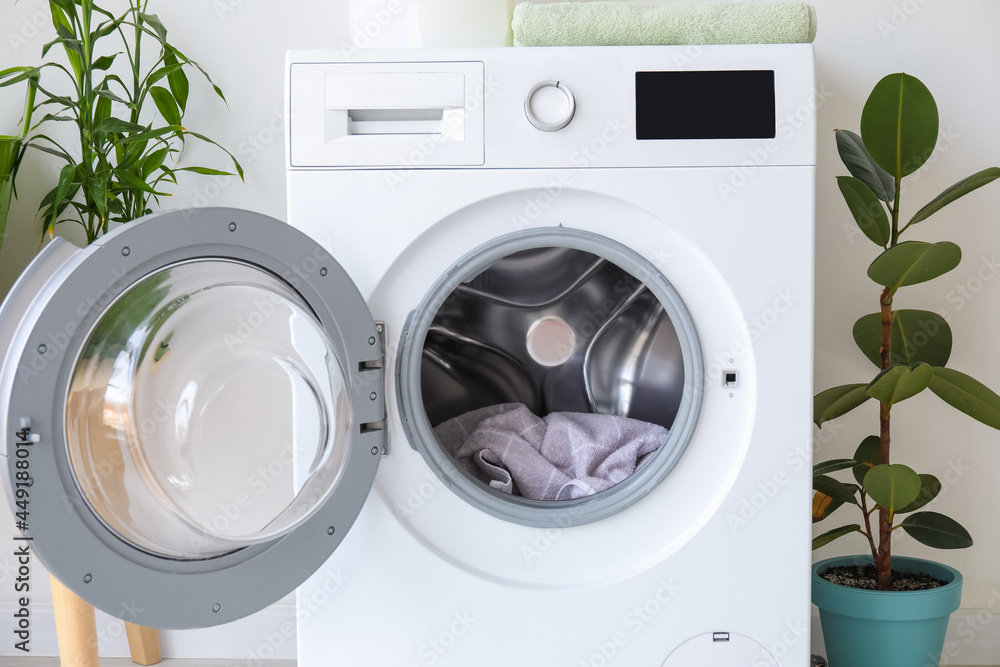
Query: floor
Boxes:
[
  {"xmin": 4, "ymin": 660, "xmax": 296, "ymax": 666},
  {"xmin": 1, "ymin": 661, "xmax": 995, "ymax": 667}
]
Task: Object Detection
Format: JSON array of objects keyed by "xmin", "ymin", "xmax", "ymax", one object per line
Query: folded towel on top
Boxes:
[
  {"xmin": 513, "ymin": 2, "xmax": 817, "ymax": 47},
  {"xmin": 433, "ymin": 403, "xmax": 668, "ymax": 501}
]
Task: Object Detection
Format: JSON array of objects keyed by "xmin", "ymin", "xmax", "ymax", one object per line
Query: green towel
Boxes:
[{"xmin": 513, "ymin": 2, "xmax": 817, "ymax": 46}]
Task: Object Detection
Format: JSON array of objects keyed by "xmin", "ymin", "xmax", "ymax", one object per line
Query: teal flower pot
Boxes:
[{"xmin": 813, "ymin": 555, "xmax": 962, "ymax": 667}]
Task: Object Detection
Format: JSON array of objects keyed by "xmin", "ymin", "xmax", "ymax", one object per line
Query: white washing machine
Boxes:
[{"xmin": 0, "ymin": 45, "xmax": 814, "ymax": 666}]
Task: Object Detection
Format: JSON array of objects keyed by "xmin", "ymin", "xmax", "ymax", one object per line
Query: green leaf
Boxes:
[
  {"xmin": 150, "ymin": 86, "xmax": 181, "ymax": 127},
  {"xmin": 861, "ymin": 73, "xmax": 939, "ymax": 179},
  {"xmin": 928, "ymin": 367, "xmax": 1000, "ymax": 429},
  {"xmin": 47, "ymin": 163, "xmax": 77, "ymax": 234},
  {"xmin": 835, "ymin": 129, "xmax": 895, "ymax": 203},
  {"xmin": 92, "ymin": 54, "xmax": 118, "ymax": 71},
  {"xmin": 96, "ymin": 118, "xmax": 147, "ymax": 135},
  {"xmin": 141, "ymin": 147, "xmax": 170, "ymax": 180},
  {"xmin": 900, "ymin": 511, "xmax": 973, "ymax": 549},
  {"xmin": 114, "ymin": 168, "xmax": 168, "ymax": 196},
  {"xmin": 163, "ymin": 48, "xmax": 189, "ymax": 112},
  {"xmin": 184, "ymin": 131, "xmax": 244, "ymax": 181},
  {"xmin": 813, "ymin": 524, "xmax": 863, "ymax": 550},
  {"xmin": 866, "ymin": 363, "xmax": 933, "ymax": 406},
  {"xmin": 864, "ymin": 464, "xmax": 921, "ymax": 513},
  {"xmin": 852, "ymin": 435, "xmax": 882, "ymax": 485},
  {"xmin": 140, "ymin": 13, "xmax": 169, "ymax": 44},
  {"xmin": 88, "ymin": 175, "xmax": 108, "ymax": 220},
  {"xmin": 96, "ymin": 88, "xmax": 130, "ymax": 105},
  {"xmin": 814, "ymin": 384, "xmax": 871, "ymax": 427},
  {"xmin": 908, "ymin": 167, "xmax": 1000, "ymax": 227},
  {"xmin": 90, "ymin": 19, "xmax": 120, "ymax": 42},
  {"xmin": 175, "ymin": 166, "xmax": 233, "ymax": 176},
  {"xmin": 814, "ymin": 475, "xmax": 859, "ymax": 505},
  {"xmin": 853, "ymin": 310, "xmax": 952, "ymax": 368},
  {"xmin": 814, "ymin": 459, "xmax": 857, "ymax": 475},
  {"xmin": 867, "ymin": 241, "xmax": 962, "ymax": 292},
  {"xmin": 896, "ymin": 474, "xmax": 942, "ymax": 514},
  {"xmin": 837, "ymin": 176, "xmax": 890, "ymax": 247},
  {"xmin": 118, "ymin": 125, "xmax": 182, "ymax": 144}
]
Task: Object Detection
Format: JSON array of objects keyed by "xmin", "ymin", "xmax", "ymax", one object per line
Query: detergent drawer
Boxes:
[{"xmin": 289, "ymin": 61, "xmax": 485, "ymax": 167}]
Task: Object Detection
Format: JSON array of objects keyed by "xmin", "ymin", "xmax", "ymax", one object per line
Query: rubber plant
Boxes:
[
  {"xmin": 0, "ymin": 0, "xmax": 242, "ymax": 247},
  {"xmin": 812, "ymin": 73, "xmax": 1000, "ymax": 590}
]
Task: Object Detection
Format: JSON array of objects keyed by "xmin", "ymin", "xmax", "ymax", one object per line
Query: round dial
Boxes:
[{"xmin": 524, "ymin": 81, "xmax": 576, "ymax": 132}]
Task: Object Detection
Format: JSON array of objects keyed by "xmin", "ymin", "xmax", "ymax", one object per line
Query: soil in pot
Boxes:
[{"xmin": 820, "ymin": 564, "xmax": 947, "ymax": 591}]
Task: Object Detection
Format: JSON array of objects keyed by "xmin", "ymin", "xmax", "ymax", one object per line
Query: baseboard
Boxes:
[
  {"xmin": 0, "ymin": 601, "xmax": 297, "ymax": 660},
  {"xmin": 7, "ymin": 601, "xmax": 999, "ymax": 663},
  {"xmin": 813, "ymin": 607, "xmax": 1000, "ymax": 665}
]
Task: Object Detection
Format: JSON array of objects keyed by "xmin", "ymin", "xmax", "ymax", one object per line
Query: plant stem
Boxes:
[
  {"xmin": 875, "ymin": 176, "xmax": 902, "ymax": 591},
  {"xmin": 876, "ymin": 286, "xmax": 893, "ymax": 590},
  {"xmin": 859, "ymin": 493, "xmax": 879, "ymax": 561}
]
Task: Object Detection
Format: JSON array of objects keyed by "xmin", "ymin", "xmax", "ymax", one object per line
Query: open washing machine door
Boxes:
[{"xmin": 0, "ymin": 208, "xmax": 385, "ymax": 628}]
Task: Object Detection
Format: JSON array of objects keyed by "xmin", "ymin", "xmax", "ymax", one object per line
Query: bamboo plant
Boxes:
[
  {"xmin": 0, "ymin": 0, "xmax": 242, "ymax": 247},
  {"xmin": 0, "ymin": 70, "xmax": 37, "ymax": 253},
  {"xmin": 813, "ymin": 73, "xmax": 1000, "ymax": 590}
]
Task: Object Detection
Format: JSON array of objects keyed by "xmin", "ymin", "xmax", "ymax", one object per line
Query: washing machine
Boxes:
[{"xmin": 0, "ymin": 45, "xmax": 814, "ymax": 666}]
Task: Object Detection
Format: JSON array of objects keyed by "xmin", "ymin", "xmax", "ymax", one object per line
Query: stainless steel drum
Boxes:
[{"xmin": 420, "ymin": 246, "xmax": 685, "ymax": 429}]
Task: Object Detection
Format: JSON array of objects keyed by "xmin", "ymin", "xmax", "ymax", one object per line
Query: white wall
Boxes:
[{"xmin": 1, "ymin": 0, "xmax": 1000, "ymax": 662}]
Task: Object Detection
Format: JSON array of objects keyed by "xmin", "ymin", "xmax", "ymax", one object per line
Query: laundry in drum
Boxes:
[{"xmin": 421, "ymin": 246, "xmax": 686, "ymax": 500}]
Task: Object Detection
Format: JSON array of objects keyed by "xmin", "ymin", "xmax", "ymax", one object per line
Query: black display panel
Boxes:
[{"xmin": 635, "ymin": 70, "xmax": 776, "ymax": 140}]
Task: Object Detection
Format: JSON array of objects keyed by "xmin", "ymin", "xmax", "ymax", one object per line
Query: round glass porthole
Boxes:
[
  {"xmin": 65, "ymin": 259, "xmax": 353, "ymax": 559},
  {"xmin": 397, "ymin": 228, "xmax": 704, "ymax": 527}
]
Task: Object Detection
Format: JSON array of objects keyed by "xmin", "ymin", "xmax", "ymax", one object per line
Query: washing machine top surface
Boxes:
[{"xmin": 286, "ymin": 43, "xmax": 816, "ymax": 171}]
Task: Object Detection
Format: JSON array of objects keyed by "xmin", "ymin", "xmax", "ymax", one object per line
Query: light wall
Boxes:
[{"xmin": 1, "ymin": 0, "xmax": 999, "ymax": 661}]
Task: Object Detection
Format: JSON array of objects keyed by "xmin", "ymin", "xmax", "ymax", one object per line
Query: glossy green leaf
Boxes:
[
  {"xmin": 813, "ymin": 524, "xmax": 863, "ymax": 550},
  {"xmin": 900, "ymin": 512, "xmax": 973, "ymax": 549},
  {"xmin": 853, "ymin": 309, "xmax": 952, "ymax": 368},
  {"xmin": 867, "ymin": 241, "xmax": 961, "ymax": 291},
  {"xmin": 836, "ymin": 129, "xmax": 895, "ymax": 203},
  {"xmin": 852, "ymin": 436, "xmax": 882, "ymax": 485},
  {"xmin": 928, "ymin": 367, "xmax": 1000, "ymax": 429},
  {"xmin": 864, "ymin": 464, "xmax": 921, "ymax": 513},
  {"xmin": 908, "ymin": 167, "xmax": 1000, "ymax": 227},
  {"xmin": 866, "ymin": 363, "xmax": 933, "ymax": 406},
  {"xmin": 814, "ymin": 459, "xmax": 858, "ymax": 475},
  {"xmin": 814, "ymin": 475, "xmax": 859, "ymax": 505},
  {"xmin": 838, "ymin": 176, "xmax": 890, "ymax": 247},
  {"xmin": 149, "ymin": 86, "xmax": 181, "ymax": 127},
  {"xmin": 896, "ymin": 474, "xmax": 942, "ymax": 514},
  {"xmin": 861, "ymin": 73, "xmax": 939, "ymax": 179},
  {"xmin": 814, "ymin": 384, "xmax": 872, "ymax": 427}
]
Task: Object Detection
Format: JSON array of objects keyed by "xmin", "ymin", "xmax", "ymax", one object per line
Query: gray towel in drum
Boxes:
[{"xmin": 433, "ymin": 403, "xmax": 668, "ymax": 501}]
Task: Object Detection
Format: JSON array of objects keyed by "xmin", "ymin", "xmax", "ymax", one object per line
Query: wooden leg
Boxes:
[
  {"xmin": 50, "ymin": 575, "xmax": 99, "ymax": 667},
  {"xmin": 125, "ymin": 622, "xmax": 162, "ymax": 665}
]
